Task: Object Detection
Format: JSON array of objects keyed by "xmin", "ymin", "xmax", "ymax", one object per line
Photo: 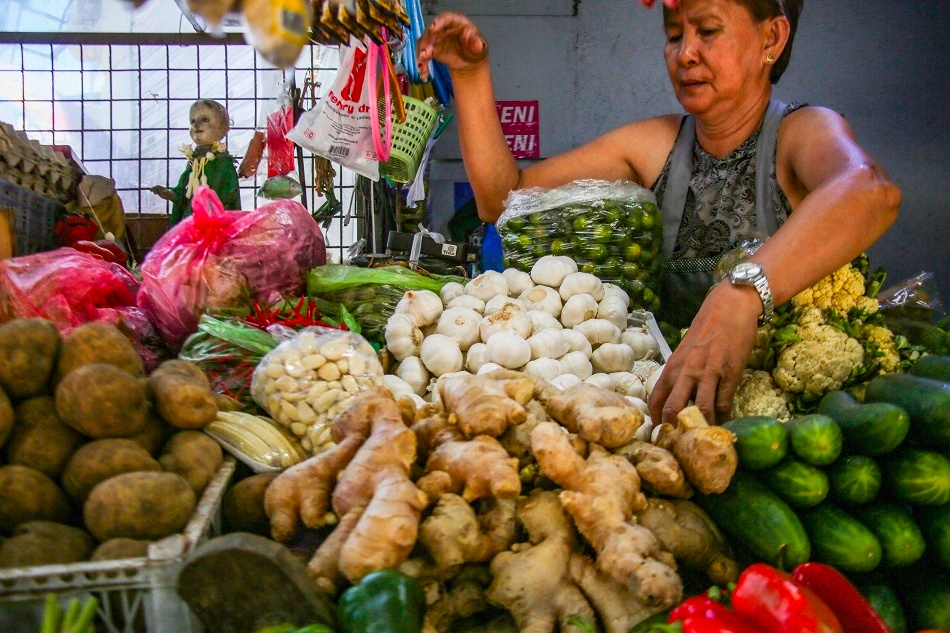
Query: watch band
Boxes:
[{"xmin": 751, "ymin": 274, "xmax": 774, "ymax": 324}]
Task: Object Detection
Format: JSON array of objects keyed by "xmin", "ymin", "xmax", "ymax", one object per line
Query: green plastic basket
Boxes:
[{"xmin": 377, "ymin": 96, "xmax": 438, "ymax": 183}]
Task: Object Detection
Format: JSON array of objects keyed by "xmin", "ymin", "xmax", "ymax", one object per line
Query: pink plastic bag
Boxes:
[
  {"xmin": 137, "ymin": 187, "xmax": 327, "ymax": 351},
  {"xmin": 0, "ymin": 248, "xmax": 140, "ymax": 330}
]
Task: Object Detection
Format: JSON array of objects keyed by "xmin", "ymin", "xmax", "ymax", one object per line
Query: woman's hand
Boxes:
[
  {"xmin": 149, "ymin": 185, "xmax": 174, "ymax": 201},
  {"xmin": 415, "ymin": 12, "xmax": 489, "ymax": 80},
  {"xmin": 649, "ymin": 282, "xmax": 760, "ymax": 425}
]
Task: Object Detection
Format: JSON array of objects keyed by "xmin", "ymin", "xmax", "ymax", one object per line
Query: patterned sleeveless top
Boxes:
[{"xmin": 651, "ymin": 103, "xmax": 806, "ymax": 271}]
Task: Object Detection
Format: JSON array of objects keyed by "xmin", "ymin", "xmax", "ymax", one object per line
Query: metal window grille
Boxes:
[{"xmin": 0, "ymin": 33, "xmax": 361, "ymax": 263}]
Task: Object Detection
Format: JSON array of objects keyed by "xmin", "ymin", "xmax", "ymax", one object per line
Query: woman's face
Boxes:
[
  {"xmin": 189, "ymin": 103, "xmax": 227, "ymax": 146},
  {"xmin": 663, "ymin": 0, "xmax": 771, "ymax": 116}
]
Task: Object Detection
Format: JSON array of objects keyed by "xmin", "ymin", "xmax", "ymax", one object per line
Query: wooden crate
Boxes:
[{"xmin": 125, "ymin": 213, "xmax": 170, "ymax": 261}]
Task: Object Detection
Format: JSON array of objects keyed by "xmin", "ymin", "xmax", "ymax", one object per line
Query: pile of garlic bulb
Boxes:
[{"xmin": 383, "ymin": 255, "xmax": 666, "ymax": 405}]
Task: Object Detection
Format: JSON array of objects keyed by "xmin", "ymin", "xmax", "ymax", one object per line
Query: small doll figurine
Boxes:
[{"xmin": 151, "ymin": 99, "xmax": 242, "ymax": 225}]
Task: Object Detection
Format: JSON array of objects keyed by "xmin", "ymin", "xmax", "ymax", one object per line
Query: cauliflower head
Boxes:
[
  {"xmin": 792, "ymin": 264, "xmax": 879, "ymax": 316},
  {"xmin": 859, "ymin": 323, "xmax": 901, "ymax": 373},
  {"xmin": 731, "ymin": 369, "xmax": 793, "ymax": 422},
  {"xmin": 772, "ymin": 323, "xmax": 864, "ymax": 398}
]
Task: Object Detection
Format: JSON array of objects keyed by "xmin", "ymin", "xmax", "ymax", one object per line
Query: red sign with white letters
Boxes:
[{"xmin": 496, "ymin": 100, "xmax": 540, "ymax": 159}]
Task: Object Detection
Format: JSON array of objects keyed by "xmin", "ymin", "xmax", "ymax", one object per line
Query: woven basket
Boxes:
[{"xmin": 377, "ymin": 96, "xmax": 438, "ymax": 183}]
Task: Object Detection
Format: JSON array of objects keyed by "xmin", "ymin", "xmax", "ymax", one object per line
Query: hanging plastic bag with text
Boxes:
[{"xmin": 286, "ymin": 36, "xmax": 380, "ymax": 180}]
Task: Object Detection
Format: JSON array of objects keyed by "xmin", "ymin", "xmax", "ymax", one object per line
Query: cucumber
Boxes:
[
  {"xmin": 914, "ymin": 503, "xmax": 950, "ymax": 569},
  {"xmin": 694, "ymin": 471, "xmax": 810, "ymax": 570},
  {"xmin": 884, "ymin": 448, "xmax": 950, "ymax": 506},
  {"xmin": 817, "ymin": 390, "xmax": 909, "ymax": 456},
  {"xmin": 909, "ymin": 354, "xmax": 950, "ymax": 383},
  {"xmin": 801, "ymin": 504, "xmax": 882, "ymax": 572},
  {"xmin": 898, "ymin": 574, "xmax": 950, "ymax": 630},
  {"xmin": 865, "ymin": 373, "xmax": 950, "ymax": 448},
  {"xmin": 853, "ymin": 504, "xmax": 926, "ymax": 568},
  {"xmin": 785, "ymin": 414, "xmax": 843, "ymax": 466},
  {"xmin": 857, "ymin": 583, "xmax": 907, "ymax": 633},
  {"xmin": 723, "ymin": 415, "xmax": 789, "ymax": 470},
  {"xmin": 760, "ymin": 457, "xmax": 830, "ymax": 508},
  {"xmin": 829, "ymin": 455, "xmax": 882, "ymax": 505}
]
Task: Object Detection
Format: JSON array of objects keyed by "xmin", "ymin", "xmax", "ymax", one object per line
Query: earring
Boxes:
[{"xmin": 766, "ymin": 53, "xmax": 775, "ymax": 63}]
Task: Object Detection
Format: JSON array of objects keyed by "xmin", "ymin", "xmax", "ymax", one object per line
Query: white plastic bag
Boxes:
[{"xmin": 287, "ymin": 36, "xmax": 380, "ymax": 180}]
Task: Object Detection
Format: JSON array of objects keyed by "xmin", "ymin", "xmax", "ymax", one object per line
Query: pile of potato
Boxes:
[{"xmin": 0, "ymin": 318, "xmax": 225, "ymax": 568}]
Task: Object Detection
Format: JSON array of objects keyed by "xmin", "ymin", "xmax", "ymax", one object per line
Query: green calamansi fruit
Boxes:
[
  {"xmin": 551, "ymin": 238, "xmax": 572, "ymax": 257},
  {"xmin": 623, "ymin": 242, "xmax": 643, "ymax": 262},
  {"xmin": 592, "ymin": 224, "xmax": 614, "ymax": 244},
  {"xmin": 573, "ymin": 215, "xmax": 592, "ymax": 233}
]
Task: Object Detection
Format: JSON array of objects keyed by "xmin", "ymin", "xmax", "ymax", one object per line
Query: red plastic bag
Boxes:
[
  {"xmin": 137, "ymin": 186, "xmax": 327, "ymax": 351},
  {"xmin": 266, "ymin": 102, "xmax": 296, "ymax": 178},
  {"xmin": 0, "ymin": 248, "xmax": 139, "ymax": 330}
]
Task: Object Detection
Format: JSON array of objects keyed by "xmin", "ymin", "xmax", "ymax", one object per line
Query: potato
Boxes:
[
  {"xmin": 149, "ymin": 373, "xmax": 217, "ymax": 430},
  {"xmin": 152, "ymin": 359, "xmax": 211, "ymax": 389},
  {"xmin": 159, "ymin": 431, "xmax": 223, "ymax": 496},
  {"xmin": 56, "ymin": 322, "xmax": 145, "ymax": 382},
  {"xmin": 56, "ymin": 363, "xmax": 147, "ymax": 438},
  {"xmin": 6, "ymin": 396, "xmax": 84, "ymax": 479},
  {"xmin": 222, "ymin": 472, "xmax": 278, "ymax": 536},
  {"xmin": 90, "ymin": 538, "xmax": 151, "ymax": 561},
  {"xmin": 126, "ymin": 408, "xmax": 171, "ymax": 457},
  {"xmin": 0, "ymin": 385, "xmax": 12, "ymax": 450},
  {"xmin": 0, "ymin": 521, "xmax": 95, "ymax": 568},
  {"xmin": 0, "ymin": 465, "xmax": 73, "ymax": 534},
  {"xmin": 0, "ymin": 318, "xmax": 61, "ymax": 399},
  {"xmin": 61, "ymin": 438, "xmax": 161, "ymax": 504},
  {"xmin": 84, "ymin": 471, "xmax": 196, "ymax": 541}
]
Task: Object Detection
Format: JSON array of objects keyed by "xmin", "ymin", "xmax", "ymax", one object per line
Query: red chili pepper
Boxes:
[
  {"xmin": 670, "ymin": 596, "xmax": 765, "ymax": 633},
  {"xmin": 791, "ymin": 563, "xmax": 891, "ymax": 633},
  {"xmin": 732, "ymin": 564, "xmax": 843, "ymax": 633}
]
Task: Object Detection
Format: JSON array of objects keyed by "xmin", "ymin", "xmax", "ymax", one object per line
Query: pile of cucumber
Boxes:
[{"xmin": 697, "ymin": 354, "xmax": 950, "ymax": 632}]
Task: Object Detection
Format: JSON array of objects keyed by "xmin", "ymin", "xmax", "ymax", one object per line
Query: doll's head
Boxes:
[{"xmin": 189, "ymin": 99, "xmax": 230, "ymax": 147}]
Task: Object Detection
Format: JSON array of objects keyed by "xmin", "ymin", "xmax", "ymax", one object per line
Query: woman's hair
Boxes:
[
  {"xmin": 190, "ymin": 99, "xmax": 231, "ymax": 133},
  {"xmin": 734, "ymin": 0, "xmax": 803, "ymax": 84}
]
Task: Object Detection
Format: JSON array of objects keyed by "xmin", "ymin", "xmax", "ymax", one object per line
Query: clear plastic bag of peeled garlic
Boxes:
[{"xmin": 251, "ymin": 326, "xmax": 384, "ymax": 454}]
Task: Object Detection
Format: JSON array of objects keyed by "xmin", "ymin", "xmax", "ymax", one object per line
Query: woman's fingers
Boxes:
[{"xmin": 416, "ymin": 12, "xmax": 488, "ymax": 77}]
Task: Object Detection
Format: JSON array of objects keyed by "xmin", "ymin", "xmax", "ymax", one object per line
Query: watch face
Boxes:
[{"xmin": 731, "ymin": 262, "xmax": 763, "ymax": 282}]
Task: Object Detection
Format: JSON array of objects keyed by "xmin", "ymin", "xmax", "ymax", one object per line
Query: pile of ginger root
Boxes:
[{"xmin": 262, "ymin": 369, "xmax": 740, "ymax": 633}]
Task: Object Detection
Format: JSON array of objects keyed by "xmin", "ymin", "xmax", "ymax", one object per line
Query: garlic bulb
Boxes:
[
  {"xmin": 519, "ymin": 285, "xmax": 562, "ymax": 317},
  {"xmin": 558, "ymin": 272, "xmax": 605, "ymax": 302},
  {"xmin": 407, "ymin": 393, "xmax": 428, "ymax": 408},
  {"xmin": 385, "ymin": 313, "xmax": 424, "ymax": 361},
  {"xmin": 559, "ymin": 350, "xmax": 593, "ymax": 380},
  {"xmin": 477, "ymin": 362, "xmax": 505, "ymax": 376},
  {"xmin": 602, "ymin": 283, "xmax": 631, "ymax": 308},
  {"xmin": 573, "ymin": 319, "xmax": 622, "ymax": 347},
  {"xmin": 591, "ymin": 343, "xmax": 635, "ymax": 374},
  {"xmin": 561, "ymin": 328, "xmax": 593, "ymax": 358},
  {"xmin": 420, "ymin": 334, "xmax": 464, "ymax": 377},
  {"xmin": 465, "ymin": 271, "xmax": 509, "ymax": 302},
  {"xmin": 437, "ymin": 306, "xmax": 482, "ymax": 351},
  {"xmin": 550, "ymin": 373, "xmax": 583, "ymax": 391},
  {"xmin": 465, "ymin": 343, "xmax": 490, "ymax": 373},
  {"xmin": 528, "ymin": 310, "xmax": 563, "ymax": 334},
  {"xmin": 597, "ymin": 295, "xmax": 629, "ymax": 331},
  {"xmin": 622, "ymin": 327, "xmax": 660, "ymax": 361},
  {"xmin": 503, "ymin": 268, "xmax": 534, "ymax": 296},
  {"xmin": 485, "ymin": 296, "xmax": 526, "ymax": 316},
  {"xmin": 530, "ymin": 255, "xmax": 577, "ymax": 288},
  {"xmin": 479, "ymin": 307, "xmax": 533, "ymax": 342},
  {"xmin": 486, "ymin": 331, "xmax": 531, "ymax": 369},
  {"xmin": 585, "ymin": 373, "xmax": 616, "ymax": 391},
  {"xmin": 440, "ymin": 282, "xmax": 465, "ymax": 306},
  {"xmin": 632, "ymin": 359, "xmax": 663, "ymax": 382},
  {"xmin": 396, "ymin": 356, "xmax": 430, "ymax": 396},
  {"xmin": 523, "ymin": 357, "xmax": 563, "ymax": 382},
  {"xmin": 394, "ymin": 289, "xmax": 443, "ymax": 327},
  {"xmin": 645, "ymin": 365, "xmax": 664, "ymax": 397},
  {"xmin": 634, "ymin": 417, "xmax": 654, "ymax": 442},
  {"xmin": 625, "ymin": 396, "xmax": 650, "ymax": 416},
  {"xmin": 560, "ymin": 293, "xmax": 599, "ymax": 328},
  {"xmin": 610, "ymin": 371, "xmax": 646, "ymax": 398},
  {"xmin": 448, "ymin": 295, "xmax": 486, "ymax": 314},
  {"xmin": 527, "ymin": 329, "xmax": 570, "ymax": 360},
  {"xmin": 382, "ymin": 374, "xmax": 415, "ymax": 398}
]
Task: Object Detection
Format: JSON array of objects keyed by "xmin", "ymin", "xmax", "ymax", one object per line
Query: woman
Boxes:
[{"xmin": 416, "ymin": 0, "xmax": 900, "ymax": 426}]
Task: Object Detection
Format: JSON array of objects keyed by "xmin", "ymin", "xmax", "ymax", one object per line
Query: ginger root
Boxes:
[
  {"xmin": 634, "ymin": 498, "xmax": 739, "ymax": 586},
  {"xmin": 439, "ymin": 372, "xmax": 535, "ymax": 437},
  {"xmin": 531, "ymin": 421, "xmax": 682, "ymax": 608},
  {"xmin": 419, "ymin": 494, "xmax": 517, "ymax": 575},
  {"xmin": 544, "ymin": 383, "xmax": 643, "ymax": 448},
  {"xmin": 568, "ymin": 554, "xmax": 660, "ymax": 633},
  {"xmin": 654, "ymin": 406, "xmax": 738, "ymax": 495},
  {"xmin": 615, "ymin": 440, "xmax": 694, "ymax": 499}
]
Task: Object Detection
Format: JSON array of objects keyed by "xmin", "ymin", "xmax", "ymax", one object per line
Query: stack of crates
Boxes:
[{"xmin": 0, "ymin": 179, "xmax": 62, "ymax": 257}]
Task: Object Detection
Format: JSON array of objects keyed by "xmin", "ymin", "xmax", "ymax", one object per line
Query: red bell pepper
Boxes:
[
  {"xmin": 731, "ymin": 564, "xmax": 843, "ymax": 633},
  {"xmin": 669, "ymin": 596, "xmax": 766, "ymax": 633},
  {"xmin": 791, "ymin": 563, "xmax": 891, "ymax": 633}
]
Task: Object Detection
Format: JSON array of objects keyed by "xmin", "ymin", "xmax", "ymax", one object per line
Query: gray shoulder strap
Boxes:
[
  {"xmin": 754, "ymin": 99, "xmax": 788, "ymax": 236},
  {"xmin": 660, "ymin": 115, "xmax": 696, "ymax": 259}
]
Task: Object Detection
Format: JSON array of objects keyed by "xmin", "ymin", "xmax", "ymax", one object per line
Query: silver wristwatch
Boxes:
[{"xmin": 729, "ymin": 262, "xmax": 774, "ymax": 324}]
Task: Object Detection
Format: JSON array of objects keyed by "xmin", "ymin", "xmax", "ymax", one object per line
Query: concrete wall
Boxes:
[{"xmin": 427, "ymin": 0, "xmax": 949, "ymax": 308}]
